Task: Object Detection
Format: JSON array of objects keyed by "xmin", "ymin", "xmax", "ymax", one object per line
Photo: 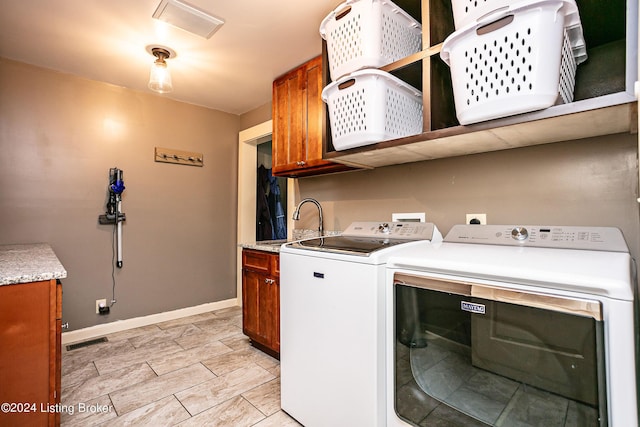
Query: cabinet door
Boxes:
[
  {"xmin": 243, "ymin": 268, "xmax": 278, "ymax": 349},
  {"xmin": 272, "ymin": 56, "xmax": 354, "ymax": 177},
  {"xmin": 273, "ymin": 65, "xmax": 306, "ymax": 173},
  {"xmin": 0, "ymin": 280, "xmax": 53, "ymax": 427},
  {"xmin": 242, "ymin": 268, "xmax": 265, "ymax": 341},
  {"xmin": 271, "ymin": 279, "xmax": 280, "ymax": 353},
  {"xmin": 53, "ymin": 281, "xmax": 62, "ymax": 427},
  {"xmin": 257, "ymin": 275, "xmax": 278, "ymax": 348},
  {"xmin": 302, "ymin": 56, "xmax": 323, "ymax": 167}
]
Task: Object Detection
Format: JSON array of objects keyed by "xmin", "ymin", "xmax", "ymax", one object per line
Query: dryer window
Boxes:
[{"xmin": 393, "ymin": 279, "xmax": 607, "ymax": 427}]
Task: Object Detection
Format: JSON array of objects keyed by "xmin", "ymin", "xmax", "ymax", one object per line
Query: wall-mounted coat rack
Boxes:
[{"xmin": 155, "ymin": 147, "xmax": 204, "ymax": 167}]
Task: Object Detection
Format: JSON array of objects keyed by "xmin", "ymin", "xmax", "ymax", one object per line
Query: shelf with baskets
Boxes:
[{"xmin": 321, "ymin": 0, "xmax": 637, "ymax": 169}]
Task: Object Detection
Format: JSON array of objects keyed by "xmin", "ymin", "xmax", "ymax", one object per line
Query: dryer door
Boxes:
[{"xmin": 393, "ymin": 273, "xmax": 607, "ymax": 427}]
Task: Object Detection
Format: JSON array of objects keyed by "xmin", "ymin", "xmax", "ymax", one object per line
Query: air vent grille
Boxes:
[
  {"xmin": 152, "ymin": 0, "xmax": 225, "ymax": 39},
  {"xmin": 66, "ymin": 337, "xmax": 108, "ymax": 351}
]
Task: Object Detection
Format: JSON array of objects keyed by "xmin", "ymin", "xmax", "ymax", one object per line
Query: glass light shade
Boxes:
[{"xmin": 148, "ymin": 59, "xmax": 173, "ymax": 93}]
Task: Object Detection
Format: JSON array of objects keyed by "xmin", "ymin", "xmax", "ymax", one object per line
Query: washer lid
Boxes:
[{"xmin": 285, "ymin": 221, "xmax": 442, "ymax": 256}]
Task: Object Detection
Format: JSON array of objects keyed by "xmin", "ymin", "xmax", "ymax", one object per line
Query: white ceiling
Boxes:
[{"xmin": 0, "ymin": 0, "xmax": 339, "ymax": 115}]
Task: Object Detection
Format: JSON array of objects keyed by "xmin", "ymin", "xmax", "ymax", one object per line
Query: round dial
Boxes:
[
  {"xmin": 511, "ymin": 226, "xmax": 529, "ymax": 241},
  {"xmin": 378, "ymin": 223, "xmax": 390, "ymax": 233}
]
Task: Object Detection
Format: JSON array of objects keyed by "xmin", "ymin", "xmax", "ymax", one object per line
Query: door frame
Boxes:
[{"xmin": 237, "ymin": 120, "xmax": 295, "ymax": 305}]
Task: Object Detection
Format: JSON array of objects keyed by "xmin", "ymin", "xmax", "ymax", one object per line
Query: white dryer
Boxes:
[
  {"xmin": 280, "ymin": 221, "xmax": 442, "ymax": 427},
  {"xmin": 386, "ymin": 225, "xmax": 637, "ymax": 427}
]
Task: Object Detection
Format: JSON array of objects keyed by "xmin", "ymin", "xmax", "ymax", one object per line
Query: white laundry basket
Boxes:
[
  {"xmin": 451, "ymin": 0, "xmax": 512, "ymax": 29},
  {"xmin": 441, "ymin": 0, "xmax": 587, "ymax": 125},
  {"xmin": 322, "ymin": 69, "xmax": 423, "ymax": 150},
  {"xmin": 320, "ymin": 0, "xmax": 422, "ymax": 81}
]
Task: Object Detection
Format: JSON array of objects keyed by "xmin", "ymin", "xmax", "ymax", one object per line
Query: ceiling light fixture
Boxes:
[{"xmin": 148, "ymin": 47, "xmax": 173, "ymax": 94}]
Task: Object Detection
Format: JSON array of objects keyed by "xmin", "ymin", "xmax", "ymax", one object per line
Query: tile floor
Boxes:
[
  {"xmin": 394, "ymin": 340, "xmax": 599, "ymax": 427},
  {"xmin": 60, "ymin": 306, "xmax": 301, "ymax": 426}
]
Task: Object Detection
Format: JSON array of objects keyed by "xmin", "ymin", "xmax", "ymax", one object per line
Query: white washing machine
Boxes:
[
  {"xmin": 386, "ymin": 225, "xmax": 637, "ymax": 427},
  {"xmin": 279, "ymin": 221, "xmax": 442, "ymax": 427}
]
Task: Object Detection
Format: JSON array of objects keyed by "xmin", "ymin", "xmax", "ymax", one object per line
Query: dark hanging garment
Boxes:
[
  {"xmin": 256, "ymin": 165, "xmax": 274, "ymax": 241},
  {"xmin": 269, "ymin": 173, "xmax": 287, "ymax": 239}
]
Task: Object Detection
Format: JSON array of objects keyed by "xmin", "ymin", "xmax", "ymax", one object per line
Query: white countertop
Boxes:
[{"xmin": 0, "ymin": 243, "xmax": 67, "ymax": 286}]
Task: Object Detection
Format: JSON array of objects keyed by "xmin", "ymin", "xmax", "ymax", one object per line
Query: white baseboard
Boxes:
[{"xmin": 62, "ymin": 298, "xmax": 239, "ymax": 345}]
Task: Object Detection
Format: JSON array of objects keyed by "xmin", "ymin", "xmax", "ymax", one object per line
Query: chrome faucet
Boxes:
[{"xmin": 292, "ymin": 198, "xmax": 324, "ymax": 235}]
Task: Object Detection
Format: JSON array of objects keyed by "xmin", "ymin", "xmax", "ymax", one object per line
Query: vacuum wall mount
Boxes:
[{"xmin": 98, "ymin": 167, "xmax": 126, "ymax": 267}]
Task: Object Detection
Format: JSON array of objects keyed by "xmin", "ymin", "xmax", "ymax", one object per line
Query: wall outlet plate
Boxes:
[
  {"xmin": 96, "ymin": 299, "xmax": 107, "ymax": 314},
  {"xmin": 466, "ymin": 213, "xmax": 487, "ymax": 225}
]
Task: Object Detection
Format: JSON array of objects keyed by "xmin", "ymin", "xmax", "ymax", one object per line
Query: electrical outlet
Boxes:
[
  {"xmin": 466, "ymin": 213, "xmax": 487, "ymax": 225},
  {"xmin": 96, "ymin": 299, "xmax": 107, "ymax": 314}
]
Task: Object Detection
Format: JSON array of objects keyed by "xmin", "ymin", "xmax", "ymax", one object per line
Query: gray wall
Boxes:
[
  {"xmin": 240, "ymin": 101, "xmax": 271, "ymax": 131},
  {"xmin": 0, "ymin": 58, "xmax": 240, "ymax": 331}
]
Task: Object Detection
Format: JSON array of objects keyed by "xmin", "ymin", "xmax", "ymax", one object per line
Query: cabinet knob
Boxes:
[
  {"xmin": 296, "ymin": 161, "xmax": 306, "ymax": 167},
  {"xmin": 61, "ymin": 322, "xmax": 69, "ymax": 330}
]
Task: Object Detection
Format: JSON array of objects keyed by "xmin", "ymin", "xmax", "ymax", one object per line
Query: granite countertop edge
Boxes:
[
  {"xmin": 0, "ymin": 243, "xmax": 67, "ymax": 286},
  {"xmin": 240, "ymin": 229, "xmax": 341, "ymax": 253},
  {"xmin": 241, "ymin": 241, "xmax": 283, "ymax": 254}
]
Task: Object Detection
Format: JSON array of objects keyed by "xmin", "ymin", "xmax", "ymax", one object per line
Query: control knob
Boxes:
[
  {"xmin": 378, "ymin": 223, "xmax": 390, "ymax": 234},
  {"xmin": 511, "ymin": 226, "xmax": 529, "ymax": 241}
]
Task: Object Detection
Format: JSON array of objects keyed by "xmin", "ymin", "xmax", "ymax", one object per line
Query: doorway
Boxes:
[
  {"xmin": 256, "ymin": 140, "xmax": 288, "ymax": 241},
  {"xmin": 237, "ymin": 120, "xmax": 295, "ymax": 304}
]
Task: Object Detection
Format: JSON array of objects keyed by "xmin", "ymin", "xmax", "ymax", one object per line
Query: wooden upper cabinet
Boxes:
[{"xmin": 272, "ymin": 55, "xmax": 355, "ymax": 178}]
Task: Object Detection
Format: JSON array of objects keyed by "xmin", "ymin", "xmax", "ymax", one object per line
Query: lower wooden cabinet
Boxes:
[
  {"xmin": 0, "ymin": 279, "xmax": 62, "ymax": 427},
  {"xmin": 242, "ymin": 249, "xmax": 280, "ymax": 357}
]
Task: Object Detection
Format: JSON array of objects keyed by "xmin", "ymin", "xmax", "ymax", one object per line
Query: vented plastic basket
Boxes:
[
  {"xmin": 320, "ymin": 0, "xmax": 422, "ymax": 81},
  {"xmin": 322, "ymin": 69, "xmax": 423, "ymax": 150},
  {"xmin": 452, "ymin": 0, "xmax": 513, "ymax": 29},
  {"xmin": 441, "ymin": 0, "xmax": 587, "ymax": 125}
]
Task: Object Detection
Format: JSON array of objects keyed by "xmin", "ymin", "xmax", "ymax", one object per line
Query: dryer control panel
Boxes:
[{"xmin": 445, "ymin": 225, "xmax": 629, "ymax": 252}]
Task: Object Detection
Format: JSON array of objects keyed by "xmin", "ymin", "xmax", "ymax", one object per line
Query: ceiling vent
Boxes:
[{"xmin": 152, "ymin": 0, "xmax": 225, "ymax": 39}]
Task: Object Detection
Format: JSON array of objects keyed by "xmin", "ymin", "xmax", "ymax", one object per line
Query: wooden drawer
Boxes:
[{"xmin": 242, "ymin": 249, "xmax": 272, "ymax": 274}]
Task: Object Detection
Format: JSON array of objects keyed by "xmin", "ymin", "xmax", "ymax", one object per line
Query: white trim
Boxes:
[
  {"xmin": 236, "ymin": 120, "xmax": 295, "ymax": 307},
  {"xmin": 238, "ymin": 120, "xmax": 273, "ymax": 142},
  {"xmin": 62, "ymin": 298, "xmax": 238, "ymax": 345},
  {"xmin": 238, "ymin": 121, "xmax": 273, "ymax": 308}
]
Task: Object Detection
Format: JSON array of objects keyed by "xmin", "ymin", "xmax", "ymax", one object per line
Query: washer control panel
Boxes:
[
  {"xmin": 445, "ymin": 224, "xmax": 629, "ymax": 252},
  {"xmin": 342, "ymin": 221, "xmax": 443, "ymax": 242}
]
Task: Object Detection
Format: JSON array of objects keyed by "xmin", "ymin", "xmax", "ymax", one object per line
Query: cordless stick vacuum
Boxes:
[{"xmin": 98, "ymin": 168, "xmax": 126, "ymax": 267}]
